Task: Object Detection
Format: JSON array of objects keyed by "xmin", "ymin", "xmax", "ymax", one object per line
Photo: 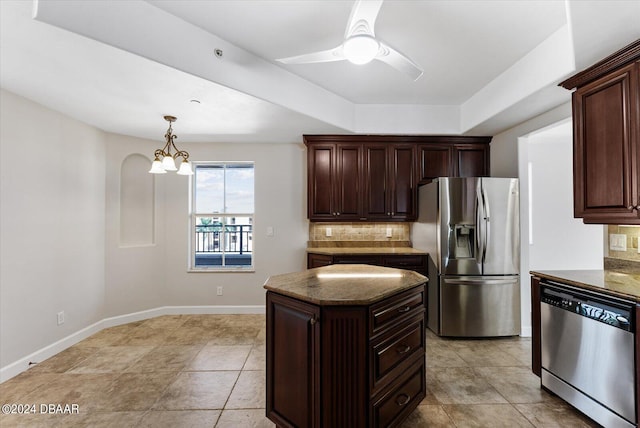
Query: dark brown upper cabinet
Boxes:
[
  {"xmin": 306, "ymin": 142, "xmax": 364, "ymax": 221},
  {"xmin": 416, "ymin": 136, "xmax": 490, "ymax": 184},
  {"xmin": 560, "ymin": 39, "xmax": 640, "ymax": 224},
  {"xmin": 304, "ymin": 135, "xmax": 491, "ymax": 222},
  {"xmin": 363, "ymin": 143, "xmax": 417, "ymax": 221}
]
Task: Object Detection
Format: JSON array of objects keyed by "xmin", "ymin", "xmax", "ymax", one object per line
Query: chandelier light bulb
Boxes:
[
  {"xmin": 177, "ymin": 159, "xmax": 194, "ymax": 176},
  {"xmin": 161, "ymin": 155, "xmax": 177, "ymax": 171},
  {"xmin": 149, "ymin": 158, "xmax": 167, "ymax": 174}
]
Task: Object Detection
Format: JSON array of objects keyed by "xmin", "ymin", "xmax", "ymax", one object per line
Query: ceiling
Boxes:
[{"xmin": 1, "ymin": 0, "xmax": 639, "ymax": 143}]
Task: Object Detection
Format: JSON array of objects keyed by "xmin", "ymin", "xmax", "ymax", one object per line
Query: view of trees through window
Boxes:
[{"xmin": 191, "ymin": 162, "xmax": 254, "ymax": 269}]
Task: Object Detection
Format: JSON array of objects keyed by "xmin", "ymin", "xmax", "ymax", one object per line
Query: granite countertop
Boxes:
[
  {"xmin": 263, "ymin": 264, "xmax": 427, "ymax": 306},
  {"xmin": 306, "ymin": 247, "xmax": 427, "ymax": 255},
  {"xmin": 531, "ymin": 269, "xmax": 640, "ymax": 302}
]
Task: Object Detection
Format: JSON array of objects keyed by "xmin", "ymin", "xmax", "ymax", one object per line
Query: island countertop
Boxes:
[
  {"xmin": 531, "ymin": 269, "xmax": 640, "ymax": 302},
  {"xmin": 263, "ymin": 264, "xmax": 427, "ymax": 306}
]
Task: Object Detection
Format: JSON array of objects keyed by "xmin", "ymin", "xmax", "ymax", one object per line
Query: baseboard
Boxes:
[{"xmin": 0, "ymin": 305, "xmax": 265, "ymax": 383}]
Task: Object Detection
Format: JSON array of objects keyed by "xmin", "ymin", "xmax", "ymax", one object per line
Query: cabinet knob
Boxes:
[
  {"xmin": 396, "ymin": 344, "xmax": 412, "ymax": 354},
  {"xmin": 310, "ymin": 317, "xmax": 317, "ymax": 325},
  {"xmin": 395, "ymin": 393, "xmax": 411, "ymax": 406}
]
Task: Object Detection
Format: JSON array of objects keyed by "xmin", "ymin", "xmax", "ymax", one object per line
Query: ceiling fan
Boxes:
[{"xmin": 275, "ymin": 0, "xmax": 423, "ymax": 81}]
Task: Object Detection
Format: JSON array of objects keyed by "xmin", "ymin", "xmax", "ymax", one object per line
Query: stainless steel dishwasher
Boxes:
[{"xmin": 540, "ymin": 280, "xmax": 636, "ymax": 428}]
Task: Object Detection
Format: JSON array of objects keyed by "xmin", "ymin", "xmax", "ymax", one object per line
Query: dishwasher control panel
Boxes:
[{"xmin": 541, "ymin": 282, "xmax": 634, "ymax": 331}]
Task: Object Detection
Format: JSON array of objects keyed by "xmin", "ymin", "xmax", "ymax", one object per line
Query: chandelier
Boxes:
[{"xmin": 148, "ymin": 115, "xmax": 193, "ymax": 175}]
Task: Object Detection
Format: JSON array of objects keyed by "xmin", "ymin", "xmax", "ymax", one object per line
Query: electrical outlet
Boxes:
[
  {"xmin": 609, "ymin": 234, "xmax": 627, "ymax": 251},
  {"xmin": 217, "ymin": 286, "xmax": 223, "ymax": 296},
  {"xmin": 326, "ymin": 227, "xmax": 332, "ymax": 237},
  {"xmin": 386, "ymin": 227, "xmax": 392, "ymax": 238},
  {"xmin": 57, "ymin": 311, "xmax": 65, "ymax": 325},
  {"xmin": 267, "ymin": 226, "xmax": 274, "ymax": 237}
]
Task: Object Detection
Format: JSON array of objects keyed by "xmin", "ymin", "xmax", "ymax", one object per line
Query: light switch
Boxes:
[
  {"xmin": 267, "ymin": 226, "xmax": 274, "ymax": 237},
  {"xmin": 386, "ymin": 227, "xmax": 392, "ymax": 238},
  {"xmin": 609, "ymin": 233, "xmax": 627, "ymax": 251}
]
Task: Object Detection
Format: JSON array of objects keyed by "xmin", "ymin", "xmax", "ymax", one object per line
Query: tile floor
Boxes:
[{"xmin": 0, "ymin": 314, "xmax": 598, "ymax": 427}]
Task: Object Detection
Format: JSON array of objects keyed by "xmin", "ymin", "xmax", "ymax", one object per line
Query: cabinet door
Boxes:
[
  {"xmin": 453, "ymin": 144, "xmax": 489, "ymax": 177},
  {"xmin": 307, "ymin": 144, "xmax": 336, "ymax": 220},
  {"xmin": 417, "ymin": 144, "xmax": 452, "ymax": 183},
  {"xmin": 573, "ymin": 62, "xmax": 639, "ymax": 223},
  {"xmin": 336, "ymin": 144, "xmax": 363, "ymax": 219},
  {"xmin": 307, "ymin": 253, "xmax": 333, "ymax": 269},
  {"xmin": 389, "ymin": 144, "xmax": 417, "ymax": 220},
  {"xmin": 364, "ymin": 145, "xmax": 390, "ymax": 220},
  {"xmin": 266, "ymin": 292, "xmax": 320, "ymax": 428}
]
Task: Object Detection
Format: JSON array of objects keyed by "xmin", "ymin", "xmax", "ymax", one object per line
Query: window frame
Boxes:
[{"xmin": 188, "ymin": 161, "xmax": 255, "ymax": 272}]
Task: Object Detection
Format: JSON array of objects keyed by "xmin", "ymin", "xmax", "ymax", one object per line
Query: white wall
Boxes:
[
  {"xmin": 490, "ymin": 101, "xmax": 603, "ymax": 336},
  {"xmin": 0, "ymin": 89, "xmax": 106, "ymax": 368},
  {"xmin": 490, "ymin": 102, "xmax": 572, "ymax": 178},
  {"xmin": 103, "ymin": 136, "xmax": 309, "ymax": 316},
  {"xmin": 525, "ymin": 123, "xmax": 603, "ymax": 270},
  {"xmin": 1, "ymin": 90, "xmax": 311, "ymax": 379}
]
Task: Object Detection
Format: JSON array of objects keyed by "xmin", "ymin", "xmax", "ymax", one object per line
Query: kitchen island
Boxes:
[
  {"xmin": 264, "ymin": 264, "xmax": 427, "ymax": 428},
  {"xmin": 530, "ymin": 266, "xmax": 640, "ymax": 428}
]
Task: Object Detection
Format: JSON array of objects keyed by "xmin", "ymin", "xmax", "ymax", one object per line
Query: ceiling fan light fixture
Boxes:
[{"xmin": 343, "ymin": 34, "xmax": 379, "ymax": 65}]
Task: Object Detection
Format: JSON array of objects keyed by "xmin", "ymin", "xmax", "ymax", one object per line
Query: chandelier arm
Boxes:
[{"xmin": 175, "ymin": 150, "xmax": 190, "ymax": 160}]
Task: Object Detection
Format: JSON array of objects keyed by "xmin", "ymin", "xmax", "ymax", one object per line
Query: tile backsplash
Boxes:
[
  {"xmin": 607, "ymin": 225, "xmax": 640, "ymax": 262},
  {"xmin": 308, "ymin": 223, "xmax": 410, "ymax": 247}
]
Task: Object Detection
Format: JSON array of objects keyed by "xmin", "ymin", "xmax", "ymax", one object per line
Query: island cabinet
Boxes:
[
  {"xmin": 304, "ymin": 135, "xmax": 491, "ymax": 222},
  {"xmin": 560, "ymin": 39, "xmax": 640, "ymax": 224},
  {"xmin": 265, "ymin": 265, "xmax": 427, "ymax": 428}
]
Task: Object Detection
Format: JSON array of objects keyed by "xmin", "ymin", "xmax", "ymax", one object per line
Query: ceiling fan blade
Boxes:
[
  {"xmin": 276, "ymin": 46, "xmax": 345, "ymax": 64},
  {"xmin": 376, "ymin": 41, "xmax": 423, "ymax": 81},
  {"xmin": 345, "ymin": 0, "xmax": 384, "ymax": 38}
]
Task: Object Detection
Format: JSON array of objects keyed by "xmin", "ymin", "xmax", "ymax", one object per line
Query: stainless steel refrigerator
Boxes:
[{"xmin": 411, "ymin": 177, "xmax": 520, "ymax": 337}]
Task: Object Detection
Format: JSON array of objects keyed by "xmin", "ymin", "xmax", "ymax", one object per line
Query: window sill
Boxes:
[{"xmin": 188, "ymin": 268, "xmax": 255, "ymax": 273}]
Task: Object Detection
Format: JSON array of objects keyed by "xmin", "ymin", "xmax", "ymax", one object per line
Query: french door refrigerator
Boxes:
[{"xmin": 411, "ymin": 177, "xmax": 520, "ymax": 337}]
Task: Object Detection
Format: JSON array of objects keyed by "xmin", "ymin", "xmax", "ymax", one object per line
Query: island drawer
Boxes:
[
  {"xmin": 370, "ymin": 316, "xmax": 425, "ymax": 395},
  {"xmin": 371, "ymin": 359, "xmax": 426, "ymax": 428},
  {"xmin": 369, "ymin": 286, "xmax": 425, "ymax": 335}
]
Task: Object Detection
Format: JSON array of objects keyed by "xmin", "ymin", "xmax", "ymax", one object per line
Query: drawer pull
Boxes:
[
  {"xmin": 396, "ymin": 344, "xmax": 411, "ymax": 354},
  {"xmin": 397, "ymin": 305, "xmax": 411, "ymax": 313},
  {"xmin": 395, "ymin": 393, "xmax": 411, "ymax": 406}
]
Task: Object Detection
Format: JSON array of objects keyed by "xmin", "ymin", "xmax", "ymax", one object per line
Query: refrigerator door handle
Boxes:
[
  {"xmin": 476, "ymin": 182, "xmax": 488, "ymax": 266},
  {"xmin": 475, "ymin": 189, "xmax": 482, "ymax": 262},
  {"xmin": 482, "ymin": 182, "xmax": 490, "ymax": 265},
  {"xmin": 443, "ymin": 277, "xmax": 516, "ymax": 286}
]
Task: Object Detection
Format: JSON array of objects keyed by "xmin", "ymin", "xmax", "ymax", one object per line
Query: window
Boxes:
[{"xmin": 190, "ymin": 162, "xmax": 254, "ymax": 270}]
